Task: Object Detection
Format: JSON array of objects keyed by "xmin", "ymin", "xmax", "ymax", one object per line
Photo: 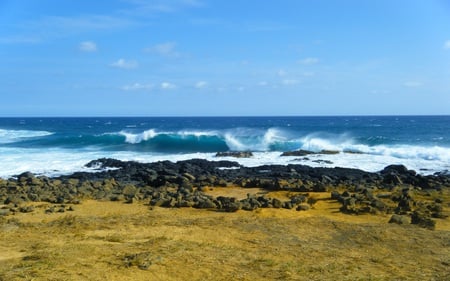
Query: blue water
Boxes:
[{"xmin": 0, "ymin": 116, "xmax": 449, "ymax": 177}]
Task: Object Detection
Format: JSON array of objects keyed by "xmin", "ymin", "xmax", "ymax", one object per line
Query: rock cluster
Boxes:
[{"xmin": 0, "ymin": 158, "xmax": 448, "ymax": 229}]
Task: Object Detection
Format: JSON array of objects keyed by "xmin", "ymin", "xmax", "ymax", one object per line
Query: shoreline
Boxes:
[
  {"xmin": 1, "ymin": 158, "xmax": 449, "ymax": 280},
  {"xmin": 1, "ymin": 158, "xmax": 449, "ymax": 228}
]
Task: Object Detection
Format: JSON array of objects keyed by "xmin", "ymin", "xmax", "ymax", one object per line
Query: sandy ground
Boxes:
[{"xmin": 1, "ymin": 190, "xmax": 449, "ymax": 281}]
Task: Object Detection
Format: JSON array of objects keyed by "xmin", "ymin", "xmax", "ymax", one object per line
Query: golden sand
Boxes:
[{"xmin": 1, "ymin": 189, "xmax": 449, "ymax": 281}]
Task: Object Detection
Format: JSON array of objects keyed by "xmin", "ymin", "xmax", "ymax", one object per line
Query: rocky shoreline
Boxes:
[{"xmin": 1, "ymin": 158, "xmax": 449, "ymax": 229}]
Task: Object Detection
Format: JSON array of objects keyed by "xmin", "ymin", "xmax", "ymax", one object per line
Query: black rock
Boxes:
[
  {"xmin": 411, "ymin": 211, "xmax": 436, "ymax": 230},
  {"xmin": 215, "ymin": 151, "xmax": 253, "ymax": 158}
]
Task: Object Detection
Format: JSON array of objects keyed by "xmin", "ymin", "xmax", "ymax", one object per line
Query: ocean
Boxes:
[{"xmin": 0, "ymin": 116, "xmax": 449, "ymax": 178}]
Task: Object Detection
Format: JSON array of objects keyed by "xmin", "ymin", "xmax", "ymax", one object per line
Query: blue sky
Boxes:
[{"xmin": 1, "ymin": 0, "xmax": 449, "ymax": 116}]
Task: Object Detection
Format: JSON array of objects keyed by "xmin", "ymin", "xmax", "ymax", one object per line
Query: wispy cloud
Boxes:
[
  {"xmin": 277, "ymin": 69, "xmax": 287, "ymax": 77},
  {"xmin": 161, "ymin": 82, "xmax": 177, "ymax": 89},
  {"xmin": 298, "ymin": 57, "xmax": 319, "ymax": 65},
  {"xmin": 195, "ymin": 81, "xmax": 208, "ymax": 88},
  {"xmin": 79, "ymin": 41, "xmax": 97, "ymax": 52},
  {"xmin": 444, "ymin": 40, "xmax": 450, "ymax": 50},
  {"xmin": 7, "ymin": 15, "xmax": 135, "ymax": 43},
  {"xmin": 121, "ymin": 0, "xmax": 204, "ymax": 15},
  {"xmin": 146, "ymin": 42, "xmax": 180, "ymax": 58},
  {"xmin": 0, "ymin": 35, "xmax": 40, "ymax": 44},
  {"xmin": 403, "ymin": 81, "xmax": 423, "ymax": 88},
  {"xmin": 122, "ymin": 83, "xmax": 154, "ymax": 91},
  {"xmin": 282, "ymin": 79, "xmax": 300, "ymax": 85},
  {"xmin": 110, "ymin": 59, "xmax": 138, "ymax": 69},
  {"xmin": 28, "ymin": 15, "xmax": 135, "ymax": 34}
]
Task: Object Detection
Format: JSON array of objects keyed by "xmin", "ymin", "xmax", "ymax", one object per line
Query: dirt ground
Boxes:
[{"xmin": 1, "ymin": 190, "xmax": 449, "ymax": 281}]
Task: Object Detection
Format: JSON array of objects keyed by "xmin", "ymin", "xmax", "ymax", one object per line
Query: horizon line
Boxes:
[{"xmin": 0, "ymin": 114, "xmax": 449, "ymax": 118}]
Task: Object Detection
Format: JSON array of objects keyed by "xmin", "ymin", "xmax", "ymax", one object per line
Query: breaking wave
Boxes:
[{"xmin": 3, "ymin": 127, "xmax": 450, "ymax": 162}]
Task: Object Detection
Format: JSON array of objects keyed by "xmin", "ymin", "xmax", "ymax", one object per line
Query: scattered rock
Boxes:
[
  {"xmin": 411, "ymin": 211, "xmax": 436, "ymax": 230},
  {"xmin": 124, "ymin": 252, "xmax": 152, "ymax": 270},
  {"xmin": 0, "ymin": 158, "xmax": 448, "ymax": 226}
]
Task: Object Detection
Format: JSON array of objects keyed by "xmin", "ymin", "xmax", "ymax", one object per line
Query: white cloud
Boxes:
[
  {"xmin": 161, "ymin": 82, "xmax": 176, "ymax": 89},
  {"xmin": 403, "ymin": 81, "xmax": 423, "ymax": 88},
  {"xmin": 146, "ymin": 42, "xmax": 180, "ymax": 58},
  {"xmin": 110, "ymin": 59, "xmax": 138, "ymax": 69},
  {"xmin": 122, "ymin": 83, "xmax": 153, "ymax": 91},
  {"xmin": 195, "ymin": 81, "xmax": 208, "ymax": 88},
  {"xmin": 298, "ymin": 57, "xmax": 319, "ymax": 65},
  {"xmin": 79, "ymin": 41, "xmax": 97, "ymax": 52},
  {"xmin": 444, "ymin": 40, "xmax": 450, "ymax": 50},
  {"xmin": 258, "ymin": 81, "xmax": 268, "ymax": 86},
  {"xmin": 277, "ymin": 69, "xmax": 287, "ymax": 77},
  {"xmin": 282, "ymin": 79, "xmax": 300, "ymax": 85}
]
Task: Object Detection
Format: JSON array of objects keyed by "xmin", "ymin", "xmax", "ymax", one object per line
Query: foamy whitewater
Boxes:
[{"xmin": 0, "ymin": 116, "xmax": 449, "ymax": 178}]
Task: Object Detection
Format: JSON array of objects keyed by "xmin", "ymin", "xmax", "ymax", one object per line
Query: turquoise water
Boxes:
[{"xmin": 0, "ymin": 116, "xmax": 449, "ymax": 177}]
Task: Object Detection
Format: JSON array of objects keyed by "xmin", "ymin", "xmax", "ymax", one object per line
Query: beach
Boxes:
[
  {"xmin": 3, "ymin": 0, "xmax": 450, "ymax": 279},
  {"xmin": 1, "ymin": 158, "xmax": 449, "ymax": 280}
]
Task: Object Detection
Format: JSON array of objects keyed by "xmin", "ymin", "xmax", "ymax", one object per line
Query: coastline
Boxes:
[
  {"xmin": 1, "ymin": 157, "xmax": 449, "ymax": 225},
  {"xmin": 1, "ymin": 158, "xmax": 449, "ymax": 280}
]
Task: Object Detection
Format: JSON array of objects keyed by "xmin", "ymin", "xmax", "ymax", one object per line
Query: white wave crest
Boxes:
[
  {"xmin": 298, "ymin": 134, "xmax": 450, "ymax": 162},
  {"xmin": 0, "ymin": 129, "xmax": 54, "ymax": 144},
  {"xmin": 262, "ymin": 128, "xmax": 287, "ymax": 147},
  {"xmin": 223, "ymin": 127, "xmax": 291, "ymax": 151},
  {"xmin": 120, "ymin": 129, "xmax": 158, "ymax": 144},
  {"xmin": 178, "ymin": 130, "xmax": 218, "ymax": 138},
  {"xmin": 119, "ymin": 129, "xmax": 220, "ymax": 144},
  {"xmin": 357, "ymin": 144, "xmax": 450, "ymax": 162},
  {"xmin": 299, "ymin": 134, "xmax": 354, "ymax": 152}
]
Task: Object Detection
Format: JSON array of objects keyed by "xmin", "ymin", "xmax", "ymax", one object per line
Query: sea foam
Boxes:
[{"xmin": 0, "ymin": 129, "xmax": 54, "ymax": 144}]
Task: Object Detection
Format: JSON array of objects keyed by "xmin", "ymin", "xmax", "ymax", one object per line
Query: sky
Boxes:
[{"xmin": 0, "ymin": 0, "xmax": 450, "ymax": 116}]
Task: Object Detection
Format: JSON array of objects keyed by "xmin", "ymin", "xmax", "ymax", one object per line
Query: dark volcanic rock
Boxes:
[
  {"xmin": 281, "ymin": 149, "xmax": 339, "ymax": 156},
  {"xmin": 1, "ymin": 158, "xmax": 448, "ymax": 224},
  {"xmin": 215, "ymin": 151, "xmax": 253, "ymax": 158},
  {"xmin": 281, "ymin": 150, "xmax": 316, "ymax": 157},
  {"xmin": 411, "ymin": 211, "xmax": 436, "ymax": 230}
]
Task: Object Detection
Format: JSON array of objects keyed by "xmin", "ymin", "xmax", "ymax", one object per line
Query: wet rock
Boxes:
[
  {"xmin": 281, "ymin": 149, "xmax": 339, "ymax": 157},
  {"xmin": 215, "ymin": 151, "xmax": 253, "ymax": 158},
  {"xmin": 281, "ymin": 150, "xmax": 316, "ymax": 157}
]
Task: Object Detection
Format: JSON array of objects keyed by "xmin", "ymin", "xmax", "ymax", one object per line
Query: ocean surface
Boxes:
[{"xmin": 0, "ymin": 116, "xmax": 449, "ymax": 178}]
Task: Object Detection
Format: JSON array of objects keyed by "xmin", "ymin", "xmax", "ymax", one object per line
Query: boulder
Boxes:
[
  {"xmin": 388, "ymin": 214, "xmax": 409, "ymax": 225},
  {"xmin": 296, "ymin": 204, "xmax": 310, "ymax": 211}
]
